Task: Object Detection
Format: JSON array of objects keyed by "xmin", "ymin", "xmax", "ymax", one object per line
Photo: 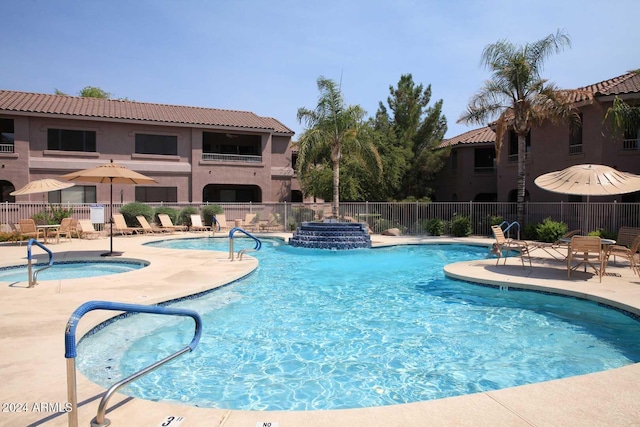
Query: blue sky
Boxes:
[{"xmin": 2, "ymin": 0, "xmax": 639, "ymax": 139}]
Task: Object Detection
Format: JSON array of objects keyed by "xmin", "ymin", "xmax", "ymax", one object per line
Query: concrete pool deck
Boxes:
[{"xmin": 1, "ymin": 232, "xmax": 640, "ymax": 426}]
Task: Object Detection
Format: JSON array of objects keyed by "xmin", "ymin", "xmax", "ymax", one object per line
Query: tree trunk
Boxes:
[
  {"xmin": 332, "ymin": 159, "xmax": 340, "ymax": 218},
  {"xmin": 516, "ymin": 133, "xmax": 527, "ymax": 227}
]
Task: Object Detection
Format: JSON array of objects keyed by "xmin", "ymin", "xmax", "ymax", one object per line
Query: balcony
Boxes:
[
  {"xmin": 623, "ymin": 139, "xmax": 639, "ymax": 151},
  {"xmin": 0, "ymin": 143, "xmax": 14, "ymax": 153},
  {"xmin": 508, "ymin": 152, "xmax": 530, "ymax": 163},
  {"xmin": 201, "ymin": 153, "xmax": 262, "ymax": 163},
  {"xmin": 473, "ymin": 166, "xmax": 496, "ymax": 174}
]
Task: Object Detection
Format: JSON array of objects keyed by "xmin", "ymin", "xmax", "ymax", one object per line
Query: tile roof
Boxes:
[
  {"xmin": 0, "ymin": 90, "xmax": 294, "ymax": 135},
  {"xmin": 568, "ymin": 70, "xmax": 640, "ymax": 102},
  {"xmin": 439, "ymin": 126, "xmax": 496, "ymax": 148}
]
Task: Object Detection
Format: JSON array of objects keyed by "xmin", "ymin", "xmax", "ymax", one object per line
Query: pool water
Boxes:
[
  {"xmin": 0, "ymin": 260, "xmax": 147, "ymax": 283},
  {"xmin": 77, "ymin": 239, "xmax": 640, "ymax": 411}
]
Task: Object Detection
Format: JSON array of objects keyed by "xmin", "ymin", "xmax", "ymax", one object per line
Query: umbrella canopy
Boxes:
[
  {"xmin": 534, "ymin": 164, "xmax": 640, "ymax": 197},
  {"xmin": 534, "ymin": 164, "xmax": 640, "ymax": 232},
  {"xmin": 59, "ymin": 161, "xmax": 158, "ymax": 185},
  {"xmin": 10, "ymin": 178, "xmax": 75, "ymax": 196},
  {"xmin": 60, "ymin": 160, "xmax": 157, "ymax": 256}
]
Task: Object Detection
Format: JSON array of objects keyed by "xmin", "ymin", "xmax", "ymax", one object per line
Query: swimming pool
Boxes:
[
  {"xmin": 77, "ymin": 239, "xmax": 640, "ymax": 411},
  {"xmin": 0, "ymin": 260, "xmax": 148, "ymax": 283}
]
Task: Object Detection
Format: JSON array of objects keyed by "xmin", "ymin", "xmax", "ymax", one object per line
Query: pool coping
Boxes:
[{"xmin": 1, "ymin": 233, "xmax": 640, "ymax": 426}]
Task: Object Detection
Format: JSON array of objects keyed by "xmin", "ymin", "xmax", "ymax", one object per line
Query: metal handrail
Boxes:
[
  {"xmin": 64, "ymin": 300, "xmax": 203, "ymax": 427},
  {"xmin": 228, "ymin": 227, "xmax": 261, "ymax": 261},
  {"xmin": 502, "ymin": 221, "xmax": 521, "ymax": 240},
  {"xmin": 27, "ymin": 238, "xmax": 53, "ymax": 288}
]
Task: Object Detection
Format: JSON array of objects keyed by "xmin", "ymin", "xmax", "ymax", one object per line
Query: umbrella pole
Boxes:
[{"xmin": 102, "ymin": 178, "xmax": 119, "ymax": 257}]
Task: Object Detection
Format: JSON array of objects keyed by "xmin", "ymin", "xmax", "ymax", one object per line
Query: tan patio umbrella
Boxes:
[
  {"xmin": 60, "ymin": 160, "xmax": 157, "ymax": 256},
  {"xmin": 10, "ymin": 178, "xmax": 75, "ymax": 199},
  {"xmin": 534, "ymin": 164, "xmax": 640, "ymax": 232}
]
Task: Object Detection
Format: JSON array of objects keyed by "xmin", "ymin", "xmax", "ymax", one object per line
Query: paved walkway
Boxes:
[{"xmin": 1, "ymin": 233, "xmax": 639, "ymax": 426}]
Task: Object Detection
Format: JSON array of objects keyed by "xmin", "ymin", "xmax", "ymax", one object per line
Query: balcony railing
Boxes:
[
  {"xmin": 569, "ymin": 144, "xmax": 583, "ymax": 155},
  {"xmin": 0, "ymin": 143, "xmax": 14, "ymax": 153},
  {"xmin": 473, "ymin": 166, "xmax": 496, "ymax": 174},
  {"xmin": 508, "ymin": 152, "xmax": 530, "ymax": 163},
  {"xmin": 201, "ymin": 153, "xmax": 262, "ymax": 163},
  {"xmin": 623, "ymin": 139, "xmax": 639, "ymax": 151}
]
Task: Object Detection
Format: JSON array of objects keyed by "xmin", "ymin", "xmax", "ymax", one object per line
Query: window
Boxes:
[
  {"xmin": 473, "ymin": 147, "xmax": 495, "ymax": 173},
  {"xmin": 135, "ymin": 186, "xmax": 177, "ymax": 203},
  {"xmin": 291, "ymin": 152, "xmax": 298, "ymax": 171},
  {"xmin": 0, "ymin": 118, "xmax": 14, "ymax": 153},
  {"xmin": 623, "ymin": 127, "xmax": 639, "ymax": 151},
  {"xmin": 48, "ymin": 128, "xmax": 96, "ymax": 152},
  {"xmin": 48, "ymin": 185, "xmax": 96, "ymax": 203},
  {"xmin": 508, "ymin": 130, "xmax": 531, "ymax": 163},
  {"xmin": 451, "ymin": 150, "xmax": 458, "ymax": 170},
  {"xmin": 569, "ymin": 113, "xmax": 583, "ymax": 155},
  {"xmin": 135, "ymin": 134, "xmax": 177, "ymax": 156},
  {"xmin": 202, "ymin": 132, "xmax": 261, "ymax": 160}
]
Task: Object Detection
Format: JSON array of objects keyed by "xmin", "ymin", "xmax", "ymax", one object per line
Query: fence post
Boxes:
[{"xmin": 283, "ymin": 201, "xmax": 287, "ymax": 231}]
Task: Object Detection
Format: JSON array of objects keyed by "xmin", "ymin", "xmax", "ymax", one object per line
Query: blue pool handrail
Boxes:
[
  {"xmin": 27, "ymin": 238, "xmax": 53, "ymax": 288},
  {"xmin": 228, "ymin": 227, "xmax": 261, "ymax": 261},
  {"xmin": 212, "ymin": 215, "xmax": 222, "ymax": 232},
  {"xmin": 64, "ymin": 301, "xmax": 203, "ymax": 427},
  {"xmin": 500, "ymin": 221, "xmax": 521, "ymax": 240}
]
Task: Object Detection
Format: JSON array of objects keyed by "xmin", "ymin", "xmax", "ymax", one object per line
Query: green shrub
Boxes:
[
  {"xmin": 522, "ymin": 222, "xmax": 539, "ymax": 240},
  {"xmin": 202, "ymin": 204, "xmax": 224, "ymax": 227},
  {"xmin": 32, "ymin": 205, "xmax": 74, "ymax": 225},
  {"xmin": 426, "ymin": 218, "xmax": 445, "ymax": 236},
  {"xmin": 0, "ymin": 231, "xmax": 25, "ymax": 242},
  {"xmin": 489, "ymin": 215, "xmax": 504, "ymax": 227},
  {"xmin": 120, "ymin": 202, "xmax": 154, "ymax": 226},
  {"xmin": 451, "ymin": 215, "xmax": 472, "ymax": 237},
  {"xmin": 179, "ymin": 206, "xmax": 198, "ymax": 227},
  {"xmin": 536, "ymin": 217, "xmax": 568, "ymax": 243},
  {"xmin": 154, "ymin": 207, "xmax": 180, "ymax": 225},
  {"xmin": 588, "ymin": 228, "xmax": 616, "ymax": 240}
]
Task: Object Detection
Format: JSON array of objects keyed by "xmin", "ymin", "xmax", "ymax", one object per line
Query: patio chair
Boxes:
[
  {"xmin": 77, "ymin": 220, "xmax": 102, "ymax": 239},
  {"xmin": 609, "ymin": 226, "xmax": 640, "ymax": 264},
  {"xmin": 189, "ymin": 214, "xmax": 211, "ymax": 232},
  {"xmin": 567, "ymin": 235, "xmax": 606, "ymax": 282},
  {"xmin": 213, "ymin": 213, "xmax": 230, "ymax": 232},
  {"xmin": 17, "ymin": 219, "xmax": 45, "ymax": 244},
  {"xmin": 51, "ymin": 217, "xmax": 74, "ymax": 244},
  {"xmin": 112, "ymin": 213, "xmax": 142, "ymax": 235},
  {"xmin": 158, "ymin": 214, "xmax": 187, "ymax": 233},
  {"xmin": 606, "ymin": 234, "xmax": 640, "ymax": 276},
  {"xmin": 491, "ymin": 225, "xmax": 532, "ymax": 268},
  {"xmin": 136, "ymin": 215, "xmax": 164, "ymax": 234}
]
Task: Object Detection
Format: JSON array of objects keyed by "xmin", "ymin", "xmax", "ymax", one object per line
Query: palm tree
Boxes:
[
  {"xmin": 605, "ymin": 95, "xmax": 640, "ymax": 142},
  {"xmin": 458, "ymin": 30, "xmax": 579, "ymax": 226},
  {"xmin": 296, "ymin": 77, "xmax": 381, "ymax": 218}
]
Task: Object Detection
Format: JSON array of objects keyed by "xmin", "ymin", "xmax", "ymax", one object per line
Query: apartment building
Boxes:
[
  {"xmin": 0, "ymin": 91, "xmax": 300, "ymax": 204},
  {"xmin": 433, "ymin": 70, "xmax": 640, "ymax": 203}
]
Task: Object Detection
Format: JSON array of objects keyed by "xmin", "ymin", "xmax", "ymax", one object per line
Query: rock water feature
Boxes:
[{"xmin": 289, "ymin": 220, "xmax": 372, "ymax": 250}]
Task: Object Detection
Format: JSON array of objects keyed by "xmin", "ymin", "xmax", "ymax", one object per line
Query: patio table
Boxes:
[{"xmin": 36, "ymin": 224, "xmax": 60, "ymax": 244}]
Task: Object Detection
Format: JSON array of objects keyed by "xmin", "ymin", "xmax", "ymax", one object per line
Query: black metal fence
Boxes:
[{"xmin": 2, "ymin": 201, "xmax": 639, "ymax": 237}]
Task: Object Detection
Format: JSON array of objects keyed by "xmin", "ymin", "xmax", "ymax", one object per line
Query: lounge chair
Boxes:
[
  {"xmin": 242, "ymin": 213, "xmax": 258, "ymax": 231},
  {"xmin": 530, "ymin": 229, "xmax": 581, "ymax": 260},
  {"xmin": 158, "ymin": 214, "xmax": 187, "ymax": 233},
  {"xmin": 51, "ymin": 217, "xmax": 74, "ymax": 244},
  {"xmin": 606, "ymin": 234, "xmax": 640, "ymax": 276},
  {"xmin": 190, "ymin": 214, "xmax": 211, "ymax": 232},
  {"xmin": 213, "ymin": 213, "xmax": 230, "ymax": 232},
  {"xmin": 77, "ymin": 220, "xmax": 102, "ymax": 239},
  {"xmin": 136, "ymin": 215, "xmax": 164, "ymax": 234},
  {"xmin": 568, "ymin": 235, "xmax": 606, "ymax": 282},
  {"xmin": 259, "ymin": 213, "xmax": 281, "ymax": 232},
  {"xmin": 491, "ymin": 225, "xmax": 531, "ymax": 268},
  {"xmin": 112, "ymin": 213, "xmax": 142, "ymax": 235},
  {"xmin": 17, "ymin": 219, "xmax": 45, "ymax": 244}
]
